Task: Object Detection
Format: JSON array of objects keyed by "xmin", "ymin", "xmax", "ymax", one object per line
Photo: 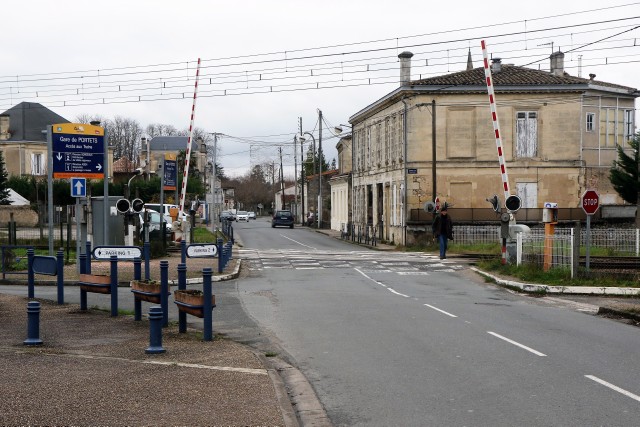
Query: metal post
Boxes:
[
  {"xmin": 56, "ymin": 250, "xmax": 64, "ymax": 305},
  {"xmin": 160, "ymin": 260, "xmax": 169, "ymax": 327},
  {"xmin": 75, "ymin": 197, "xmax": 81, "ymax": 274},
  {"xmin": 586, "ymin": 214, "xmax": 592, "ymax": 272},
  {"xmin": 145, "ymin": 306, "xmax": 166, "ymax": 354},
  {"xmin": 181, "ymin": 239, "xmax": 186, "ymax": 264},
  {"xmin": 27, "ymin": 248, "xmax": 34, "ymax": 299},
  {"xmin": 110, "ymin": 255, "xmax": 118, "ymax": 317},
  {"xmin": 202, "ymin": 267, "xmax": 213, "ymax": 341},
  {"xmin": 24, "ymin": 301, "xmax": 43, "ymax": 346},
  {"xmin": 47, "ymin": 126, "xmax": 54, "ymax": 255},
  {"xmin": 104, "ymin": 129, "xmax": 109, "ymax": 246}
]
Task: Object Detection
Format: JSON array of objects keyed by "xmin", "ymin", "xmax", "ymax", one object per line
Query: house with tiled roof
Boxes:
[
  {"xmin": 348, "ymin": 51, "xmax": 638, "ymax": 245},
  {"xmin": 0, "ymin": 102, "xmax": 115, "ymax": 181}
]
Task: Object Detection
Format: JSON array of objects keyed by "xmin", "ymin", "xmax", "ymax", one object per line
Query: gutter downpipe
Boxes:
[{"xmin": 401, "ymin": 96, "xmax": 409, "ymax": 246}]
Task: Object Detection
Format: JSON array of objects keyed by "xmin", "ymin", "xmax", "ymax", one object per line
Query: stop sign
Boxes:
[{"xmin": 581, "ymin": 190, "xmax": 600, "ymax": 215}]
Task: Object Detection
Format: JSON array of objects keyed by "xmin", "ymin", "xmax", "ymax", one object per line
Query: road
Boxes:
[{"xmin": 231, "ymin": 218, "xmax": 640, "ymax": 426}]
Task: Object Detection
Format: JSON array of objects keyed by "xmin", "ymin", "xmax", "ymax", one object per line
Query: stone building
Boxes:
[{"xmin": 349, "ymin": 51, "xmax": 638, "ymax": 245}]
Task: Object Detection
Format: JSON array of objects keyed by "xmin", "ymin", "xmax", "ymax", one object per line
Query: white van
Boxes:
[{"xmin": 145, "ymin": 203, "xmax": 188, "ymax": 224}]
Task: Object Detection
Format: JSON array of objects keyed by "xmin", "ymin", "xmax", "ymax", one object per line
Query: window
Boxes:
[
  {"xmin": 624, "ymin": 109, "xmax": 634, "ymax": 141},
  {"xmin": 586, "ymin": 112, "xmax": 595, "ymax": 132},
  {"xmin": 516, "ymin": 111, "xmax": 537, "ymax": 158},
  {"xmin": 31, "ymin": 153, "xmax": 44, "ymax": 175}
]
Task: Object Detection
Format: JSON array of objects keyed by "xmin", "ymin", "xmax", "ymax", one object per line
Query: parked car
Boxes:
[
  {"xmin": 248, "ymin": 211, "xmax": 256, "ymax": 220},
  {"xmin": 236, "ymin": 211, "xmax": 249, "ymax": 222},
  {"xmin": 139, "ymin": 210, "xmax": 172, "ymax": 239},
  {"xmin": 272, "ymin": 210, "xmax": 294, "ymax": 228},
  {"xmin": 145, "ymin": 203, "xmax": 188, "ymax": 223},
  {"xmin": 220, "ymin": 211, "xmax": 236, "ymax": 221}
]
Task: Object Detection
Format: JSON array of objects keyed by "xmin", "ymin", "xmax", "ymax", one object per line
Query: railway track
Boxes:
[{"xmin": 580, "ymin": 256, "xmax": 640, "ymax": 270}]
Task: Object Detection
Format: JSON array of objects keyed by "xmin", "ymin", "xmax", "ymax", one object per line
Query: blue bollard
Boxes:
[
  {"xmin": 177, "ymin": 263, "xmax": 187, "ymax": 333},
  {"xmin": 217, "ymin": 239, "xmax": 224, "ymax": 274},
  {"xmin": 79, "ymin": 253, "xmax": 87, "ymax": 310},
  {"xmin": 143, "ymin": 241, "xmax": 150, "ymax": 280},
  {"xmin": 85, "ymin": 241, "xmax": 92, "ymax": 274},
  {"xmin": 24, "ymin": 301, "xmax": 43, "ymax": 346},
  {"xmin": 110, "ymin": 255, "xmax": 118, "ymax": 317},
  {"xmin": 145, "ymin": 306, "xmax": 166, "ymax": 354},
  {"xmin": 27, "ymin": 249, "xmax": 34, "ymax": 299},
  {"xmin": 180, "ymin": 240, "xmax": 186, "ymax": 264},
  {"xmin": 56, "ymin": 250, "xmax": 64, "ymax": 305},
  {"xmin": 133, "ymin": 257, "xmax": 142, "ymax": 321},
  {"xmin": 160, "ymin": 260, "xmax": 169, "ymax": 327},
  {"xmin": 202, "ymin": 267, "xmax": 213, "ymax": 342},
  {"xmin": 134, "ymin": 257, "xmax": 142, "ymax": 281}
]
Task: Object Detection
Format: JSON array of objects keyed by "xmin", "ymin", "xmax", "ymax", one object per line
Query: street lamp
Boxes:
[{"xmin": 300, "ymin": 131, "xmax": 319, "ymax": 227}]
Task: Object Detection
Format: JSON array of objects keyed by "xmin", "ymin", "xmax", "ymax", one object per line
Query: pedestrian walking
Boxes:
[{"xmin": 432, "ymin": 203, "xmax": 453, "ymax": 259}]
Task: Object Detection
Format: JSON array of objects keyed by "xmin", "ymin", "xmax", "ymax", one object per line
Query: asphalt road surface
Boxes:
[{"xmin": 231, "ymin": 218, "xmax": 640, "ymax": 426}]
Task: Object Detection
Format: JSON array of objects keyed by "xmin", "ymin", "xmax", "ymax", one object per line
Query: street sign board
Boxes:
[
  {"xmin": 71, "ymin": 177, "xmax": 87, "ymax": 197},
  {"xmin": 32, "ymin": 255, "xmax": 58, "ymax": 276},
  {"xmin": 52, "ymin": 123, "xmax": 105, "ymax": 179},
  {"xmin": 186, "ymin": 244, "xmax": 218, "ymax": 258},
  {"xmin": 92, "ymin": 246, "xmax": 142, "ymax": 260},
  {"xmin": 581, "ymin": 190, "xmax": 600, "ymax": 215},
  {"xmin": 407, "ymin": 168, "xmax": 418, "ymax": 174},
  {"xmin": 163, "ymin": 153, "xmax": 177, "ymax": 191}
]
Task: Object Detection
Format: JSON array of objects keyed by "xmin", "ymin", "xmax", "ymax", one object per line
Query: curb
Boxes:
[{"xmin": 471, "ymin": 267, "xmax": 640, "ymax": 296}]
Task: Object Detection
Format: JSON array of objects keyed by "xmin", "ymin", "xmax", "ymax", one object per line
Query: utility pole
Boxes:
[
  {"xmin": 279, "ymin": 147, "xmax": 285, "ymax": 210},
  {"xmin": 299, "ymin": 117, "xmax": 305, "ymax": 225},
  {"xmin": 318, "ymin": 109, "xmax": 323, "ymax": 228},
  {"xmin": 293, "ymin": 136, "xmax": 298, "ymax": 221},
  {"xmin": 212, "ymin": 132, "xmax": 219, "ymax": 230}
]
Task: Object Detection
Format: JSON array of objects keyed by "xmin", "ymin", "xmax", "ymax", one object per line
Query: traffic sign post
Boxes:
[
  {"xmin": 52, "ymin": 123, "xmax": 105, "ymax": 179},
  {"xmin": 581, "ymin": 190, "xmax": 600, "ymax": 272},
  {"xmin": 93, "ymin": 246, "xmax": 142, "ymax": 261}
]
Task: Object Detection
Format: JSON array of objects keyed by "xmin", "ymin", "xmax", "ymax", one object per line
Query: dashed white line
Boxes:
[
  {"xmin": 487, "ymin": 331, "xmax": 547, "ymax": 357},
  {"xmin": 355, "ymin": 268, "xmax": 409, "ymax": 297},
  {"xmin": 387, "ymin": 288, "xmax": 410, "ymax": 298},
  {"xmin": 424, "ymin": 304, "xmax": 458, "ymax": 318},
  {"xmin": 280, "ymin": 234, "xmax": 317, "ymax": 249},
  {"xmin": 585, "ymin": 375, "xmax": 640, "ymax": 403}
]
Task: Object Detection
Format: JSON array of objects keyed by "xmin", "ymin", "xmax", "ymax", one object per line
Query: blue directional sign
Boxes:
[
  {"xmin": 52, "ymin": 123, "xmax": 105, "ymax": 179},
  {"xmin": 71, "ymin": 177, "xmax": 87, "ymax": 197},
  {"xmin": 163, "ymin": 153, "xmax": 177, "ymax": 191}
]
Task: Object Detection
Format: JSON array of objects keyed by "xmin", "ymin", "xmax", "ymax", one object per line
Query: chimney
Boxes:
[
  {"xmin": 491, "ymin": 58, "xmax": 502, "ymax": 73},
  {"xmin": 398, "ymin": 51, "xmax": 413, "ymax": 86},
  {"xmin": 589, "ymin": 73, "xmax": 596, "ymax": 81},
  {"xmin": 550, "ymin": 51, "xmax": 565, "ymax": 76},
  {"xmin": 0, "ymin": 114, "xmax": 10, "ymax": 141}
]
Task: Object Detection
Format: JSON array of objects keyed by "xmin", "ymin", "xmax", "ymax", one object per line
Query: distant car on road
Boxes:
[
  {"xmin": 272, "ymin": 210, "xmax": 294, "ymax": 228},
  {"xmin": 220, "ymin": 211, "xmax": 236, "ymax": 221},
  {"xmin": 248, "ymin": 211, "xmax": 256, "ymax": 220},
  {"xmin": 236, "ymin": 211, "xmax": 249, "ymax": 222}
]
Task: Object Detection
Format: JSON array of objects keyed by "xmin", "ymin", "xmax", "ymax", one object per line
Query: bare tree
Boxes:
[
  {"xmin": 146, "ymin": 123, "xmax": 178, "ymax": 138},
  {"xmin": 107, "ymin": 116, "xmax": 143, "ymax": 160}
]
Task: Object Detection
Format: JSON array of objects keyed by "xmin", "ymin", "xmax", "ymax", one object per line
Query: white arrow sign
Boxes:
[
  {"xmin": 96, "ymin": 163, "xmax": 103, "ymax": 171},
  {"xmin": 93, "ymin": 246, "xmax": 142, "ymax": 260},
  {"xmin": 56, "ymin": 153, "xmax": 62, "ymax": 161},
  {"xmin": 186, "ymin": 244, "xmax": 218, "ymax": 258}
]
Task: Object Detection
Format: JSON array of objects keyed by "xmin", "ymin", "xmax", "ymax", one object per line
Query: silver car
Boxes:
[{"xmin": 236, "ymin": 211, "xmax": 249, "ymax": 222}]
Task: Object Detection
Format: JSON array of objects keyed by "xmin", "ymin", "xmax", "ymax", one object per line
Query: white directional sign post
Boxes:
[
  {"xmin": 186, "ymin": 244, "xmax": 218, "ymax": 258},
  {"xmin": 93, "ymin": 246, "xmax": 143, "ymax": 261}
]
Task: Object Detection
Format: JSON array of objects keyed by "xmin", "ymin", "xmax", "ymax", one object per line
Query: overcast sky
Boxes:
[{"xmin": 4, "ymin": 1, "xmax": 639, "ymax": 178}]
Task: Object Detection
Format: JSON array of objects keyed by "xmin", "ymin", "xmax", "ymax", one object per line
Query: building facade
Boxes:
[{"xmin": 349, "ymin": 52, "xmax": 638, "ymax": 245}]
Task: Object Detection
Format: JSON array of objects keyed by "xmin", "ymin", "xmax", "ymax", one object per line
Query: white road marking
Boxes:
[
  {"xmin": 487, "ymin": 331, "xmax": 547, "ymax": 357},
  {"xmin": 355, "ymin": 268, "xmax": 408, "ymax": 297},
  {"xmin": 424, "ymin": 304, "xmax": 458, "ymax": 317},
  {"xmin": 585, "ymin": 375, "xmax": 640, "ymax": 403},
  {"xmin": 280, "ymin": 234, "xmax": 317, "ymax": 249},
  {"xmin": 387, "ymin": 288, "xmax": 410, "ymax": 298}
]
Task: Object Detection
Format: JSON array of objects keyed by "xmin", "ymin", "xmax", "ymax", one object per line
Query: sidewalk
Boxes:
[{"xmin": 0, "ymin": 246, "xmax": 307, "ymax": 426}]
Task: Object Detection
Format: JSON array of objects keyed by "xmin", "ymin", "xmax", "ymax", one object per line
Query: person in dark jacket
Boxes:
[{"xmin": 432, "ymin": 203, "xmax": 453, "ymax": 259}]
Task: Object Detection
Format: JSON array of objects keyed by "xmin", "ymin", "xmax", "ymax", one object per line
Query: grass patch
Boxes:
[
  {"xmin": 192, "ymin": 227, "xmax": 225, "ymax": 243},
  {"xmin": 477, "ymin": 259, "xmax": 640, "ymax": 288}
]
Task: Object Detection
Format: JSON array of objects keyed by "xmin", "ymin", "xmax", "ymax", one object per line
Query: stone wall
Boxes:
[{"xmin": 0, "ymin": 205, "xmax": 38, "ymax": 227}]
